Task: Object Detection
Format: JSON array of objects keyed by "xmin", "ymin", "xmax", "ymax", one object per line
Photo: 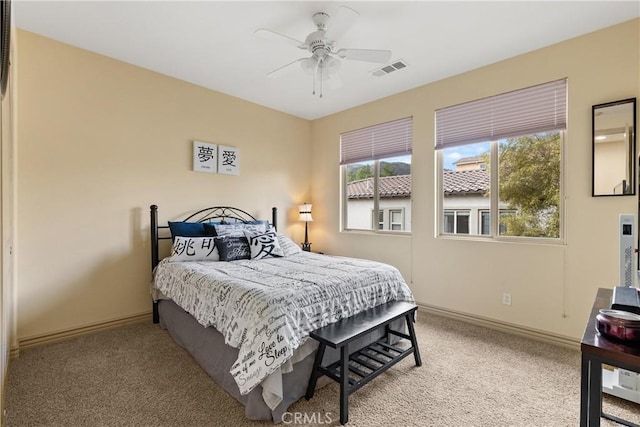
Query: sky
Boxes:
[{"xmin": 443, "ymin": 142, "xmax": 490, "ymax": 170}]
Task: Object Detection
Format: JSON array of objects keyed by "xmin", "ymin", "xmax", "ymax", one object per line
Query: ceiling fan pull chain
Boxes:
[
  {"xmin": 312, "ymin": 62, "xmax": 317, "ymax": 95},
  {"xmin": 319, "ymin": 63, "xmax": 323, "ymax": 98}
]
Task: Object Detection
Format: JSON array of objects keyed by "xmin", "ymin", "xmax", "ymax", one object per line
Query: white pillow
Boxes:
[
  {"xmin": 214, "ymin": 222, "xmax": 268, "ymax": 237},
  {"xmin": 244, "ymin": 229, "xmax": 284, "ymax": 259},
  {"xmin": 276, "ymin": 233, "xmax": 303, "ymax": 256},
  {"xmin": 168, "ymin": 236, "xmax": 220, "ymax": 262}
]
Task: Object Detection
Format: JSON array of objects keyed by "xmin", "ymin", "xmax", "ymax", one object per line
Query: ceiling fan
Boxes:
[{"xmin": 255, "ymin": 6, "xmax": 392, "ymax": 98}]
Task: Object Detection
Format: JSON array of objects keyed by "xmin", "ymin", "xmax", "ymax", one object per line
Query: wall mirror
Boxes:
[{"xmin": 592, "ymin": 98, "xmax": 636, "ymax": 196}]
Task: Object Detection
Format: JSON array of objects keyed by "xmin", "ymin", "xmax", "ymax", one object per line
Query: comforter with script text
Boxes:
[{"xmin": 152, "ymin": 251, "xmax": 414, "ymax": 396}]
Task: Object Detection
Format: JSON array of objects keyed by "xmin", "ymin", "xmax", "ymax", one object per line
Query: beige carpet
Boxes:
[{"xmin": 6, "ymin": 313, "xmax": 640, "ymax": 426}]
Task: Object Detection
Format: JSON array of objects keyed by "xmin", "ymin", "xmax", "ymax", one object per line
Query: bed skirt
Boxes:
[{"xmin": 158, "ymin": 299, "xmax": 403, "ymax": 422}]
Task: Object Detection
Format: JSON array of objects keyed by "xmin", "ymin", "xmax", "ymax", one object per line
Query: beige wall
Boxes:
[
  {"xmin": 16, "ymin": 30, "xmax": 312, "ymax": 339},
  {"xmin": 311, "ymin": 19, "xmax": 640, "ymax": 339}
]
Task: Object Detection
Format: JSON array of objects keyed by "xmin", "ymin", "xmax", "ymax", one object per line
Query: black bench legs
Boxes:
[{"xmin": 306, "ymin": 302, "xmax": 421, "ymax": 425}]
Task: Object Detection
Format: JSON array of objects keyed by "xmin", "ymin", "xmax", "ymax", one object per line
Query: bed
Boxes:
[{"xmin": 149, "ymin": 205, "xmax": 415, "ymax": 422}]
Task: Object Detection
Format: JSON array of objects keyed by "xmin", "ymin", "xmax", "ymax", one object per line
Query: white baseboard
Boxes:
[
  {"xmin": 416, "ymin": 303, "xmax": 580, "ymax": 351},
  {"xmin": 14, "ymin": 311, "xmax": 152, "ymax": 355}
]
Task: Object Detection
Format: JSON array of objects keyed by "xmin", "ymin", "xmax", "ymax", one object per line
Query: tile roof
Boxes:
[
  {"xmin": 443, "ymin": 169, "xmax": 489, "ymax": 195},
  {"xmin": 348, "ymin": 174, "xmax": 411, "ymax": 199},
  {"xmin": 455, "ymin": 156, "xmax": 485, "ymax": 165},
  {"xmin": 347, "ymin": 170, "xmax": 489, "ymax": 199}
]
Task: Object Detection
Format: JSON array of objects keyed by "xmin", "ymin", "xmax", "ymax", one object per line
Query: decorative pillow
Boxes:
[
  {"xmin": 214, "ymin": 221, "xmax": 268, "ymax": 237},
  {"xmin": 214, "ymin": 236, "xmax": 251, "ymax": 261},
  {"xmin": 202, "ymin": 223, "xmax": 218, "ymax": 236},
  {"xmin": 168, "ymin": 236, "xmax": 219, "ymax": 262},
  {"xmin": 243, "ymin": 230, "xmax": 284, "ymax": 259},
  {"xmin": 168, "ymin": 221, "xmax": 213, "ymax": 241},
  {"xmin": 276, "ymin": 233, "xmax": 303, "ymax": 256}
]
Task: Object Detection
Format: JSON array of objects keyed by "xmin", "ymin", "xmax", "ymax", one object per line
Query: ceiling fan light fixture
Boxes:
[
  {"xmin": 323, "ymin": 56, "xmax": 341, "ymax": 75},
  {"xmin": 301, "ymin": 57, "xmax": 318, "ymax": 75}
]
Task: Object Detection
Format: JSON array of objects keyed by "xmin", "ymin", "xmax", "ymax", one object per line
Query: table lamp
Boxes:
[{"xmin": 299, "ymin": 203, "xmax": 313, "ymax": 251}]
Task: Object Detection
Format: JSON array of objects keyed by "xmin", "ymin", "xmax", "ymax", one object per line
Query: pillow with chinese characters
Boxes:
[
  {"xmin": 243, "ymin": 229, "xmax": 284, "ymax": 260},
  {"xmin": 214, "ymin": 221, "xmax": 268, "ymax": 237},
  {"xmin": 168, "ymin": 236, "xmax": 219, "ymax": 262},
  {"xmin": 214, "ymin": 236, "xmax": 251, "ymax": 261}
]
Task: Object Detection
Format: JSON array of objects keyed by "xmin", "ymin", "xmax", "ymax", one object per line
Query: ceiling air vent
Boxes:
[{"xmin": 371, "ymin": 59, "xmax": 408, "ymax": 77}]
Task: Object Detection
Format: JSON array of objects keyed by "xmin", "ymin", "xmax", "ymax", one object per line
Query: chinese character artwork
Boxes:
[
  {"xmin": 198, "ymin": 145, "xmax": 215, "ymax": 162},
  {"xmin": 221, "ymin": 150, "xmax": 236, "ymax": 167},
  {"xmin": 218, "ymin": 145, "xmax": 240, "ymax": 175},
  {"xmin": 193, "ymin": 140, "xmax": 217, "ymax": 173}
]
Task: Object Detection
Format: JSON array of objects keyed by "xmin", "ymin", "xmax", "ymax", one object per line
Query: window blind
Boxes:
[
  {"xmin": 340, "ymin": 116, "xmax": 413, "ymax": 165},
  {"xmin": 435, "ymin": 79, "xmax": 567, "ymax": 150}
]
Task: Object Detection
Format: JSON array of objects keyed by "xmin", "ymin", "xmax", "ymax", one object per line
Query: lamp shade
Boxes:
[{"xmin": 298, "ymin": 203, "xmax": 313, "ymax": 222}]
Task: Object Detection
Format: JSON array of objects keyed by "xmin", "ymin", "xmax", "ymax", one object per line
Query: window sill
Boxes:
[
  {"xmin": 341, "ymin": 229, "xmax": 412, "ymax": 237},
  {"xmin": 437, "ymin": 233, "xmax": 565, "ymax": 246}
]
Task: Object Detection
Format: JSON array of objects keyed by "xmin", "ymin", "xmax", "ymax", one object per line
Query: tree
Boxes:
[
  {"xmin": 380, "ymin": 162, "xmax": 395, "ymax": 177},
  {"xmin": 347, "ymin": 164, "xmax": 374, "ymax": 182},
  {"xmin": 498, "ymin": 133, "xmax": 561, "ymax": 238},
  {"xmin": 355, "ymin": 164, "xmax": 373, "ymax": 181}
]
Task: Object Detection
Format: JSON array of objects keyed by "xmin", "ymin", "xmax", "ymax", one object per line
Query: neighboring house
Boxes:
[
  {"xmin": 346, "ymin": 157, "xmax": 510, "ymax": 234},
  {"xmin": 346, "ymin": 175, "xmax": 412, "ymax": 231},
  {"xmin": 442, "ymin": 168, "xmax": 491, "ymax": 235},
  {"xmin": 451, "ymin": 156, "xmax": 487, "ymax": 171}
]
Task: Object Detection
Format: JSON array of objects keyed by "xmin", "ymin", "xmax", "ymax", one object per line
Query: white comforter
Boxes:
[{"xmin": 153, "ymin": 251, "xmax": 414, "ymax": 398}]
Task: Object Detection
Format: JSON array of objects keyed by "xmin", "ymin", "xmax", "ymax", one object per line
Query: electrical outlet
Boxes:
[{"xmin": 502, "ymin": 292, "xmax": 512, "ymax": 306}]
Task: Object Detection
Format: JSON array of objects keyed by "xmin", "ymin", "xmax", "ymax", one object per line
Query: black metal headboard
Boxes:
[{"xmin": 149, "ymin": 204, "xmax": 277, "ymax": 323}]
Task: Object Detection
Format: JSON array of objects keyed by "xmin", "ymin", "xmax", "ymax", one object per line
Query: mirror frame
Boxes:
[{"xmin": 592, "ymin": 97, "xmax": 637, "ymax": 197}]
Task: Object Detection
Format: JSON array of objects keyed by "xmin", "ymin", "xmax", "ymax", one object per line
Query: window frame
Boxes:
[
  {"xmin": 376, "ymin": 209, "xmax": 384, "ymax": 230},
  {"xmin": 389, "ymin": 209, "xmax": 404, "ymax": 231},
  {"xmin": 443, "ymin": 209, "xmax": 471, "ymax": 235},
  {"xmin": 341, "ymin": 159, "xmax": 412, "ymax": 235},
  {"xmin": 479, "ymin": 209, "xmax": 518, "ymax": 236},
  {"xmin": 437, "ymin": 132, "xmax": 565, "ymax": 243},
  {"xmin": 371, "ymin": 207, "xmax": 406, "ymax": 231},
  {"xmin": 340, "ymin": 117, "xmax": 413, "ymax": 235}
]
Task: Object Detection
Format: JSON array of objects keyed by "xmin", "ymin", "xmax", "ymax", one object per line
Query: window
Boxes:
[
  {"xmin": 372, "ymin": 208, "xmax": 406, "ymax": 231},
  {"xmin": 444, "ymin": 210, "xmax": 470, "ymax": 234},
  {"xmin": 480, "ymin": 211, "xmax": 490, "ymax": 235},
  {"xmin": 342, "ymin": 117, "xmax": 412, "ymax": 233},
  {"xmin": 390, "ymin": 209, "xmax": 403, "ymax": 231},
  {"xmin": 436, "ymin": 79, "xmax": 566, "ymax": 240},
  {"xmin": 480, "ymin": 210, "xmax": 516, "ymax": 235}
]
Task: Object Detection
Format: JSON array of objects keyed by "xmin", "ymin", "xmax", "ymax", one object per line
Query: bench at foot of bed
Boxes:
[{"xmin": 305, "ymin": 301, "xmax": 421, "ymax": 425}]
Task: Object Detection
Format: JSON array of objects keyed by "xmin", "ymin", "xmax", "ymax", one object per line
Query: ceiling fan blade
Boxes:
[
  {"xmin": 266, "ymin": 58, "xmax": 307, "ymax": 79},
  {"xmin": 254, "ymin": 28, "xmax": 306, "ymax": 49},
  {"xmin": 336, "ymin": 48, "xmax": 392, "ymax": 63},
  {"xmin": 324, "ymin": 6, "xmax": 359, "ymax": 41}
]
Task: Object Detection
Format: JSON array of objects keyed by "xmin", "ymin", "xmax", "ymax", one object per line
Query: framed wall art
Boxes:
[
  {"xmin": 193, "ymin": 140, "xmax": 218, "ymax": 173},
  {"xmin": 218, "ymin": 145, "xmax": 240, "ymax": 175}
]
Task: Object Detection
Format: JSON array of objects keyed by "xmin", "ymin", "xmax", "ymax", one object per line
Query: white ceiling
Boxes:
[{"xmin": 13, "ymin": 1, "xmax": 640, "ymax": 120}]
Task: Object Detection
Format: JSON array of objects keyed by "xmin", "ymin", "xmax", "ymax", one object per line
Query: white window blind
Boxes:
[
  {"xmin": 435, "ymin": 79, "xmax": 567, "ymax": 150},
  {"xmin": 341, "ymin": 116, "xmax": 413, "ymax": 165}
]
